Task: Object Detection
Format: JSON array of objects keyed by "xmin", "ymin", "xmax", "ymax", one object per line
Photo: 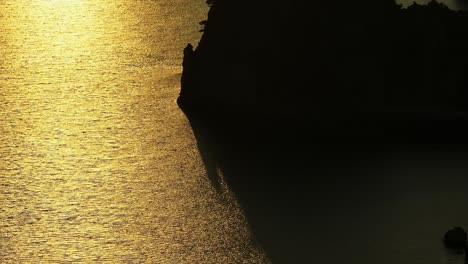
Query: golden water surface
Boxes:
[{"xmin": 0, "ymin": 0, "xmax": 266, "ymax": 262}]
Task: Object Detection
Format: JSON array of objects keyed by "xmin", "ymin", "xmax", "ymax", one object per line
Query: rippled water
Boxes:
[{"xmin": 0, "ymin": 0, "xmax": 266, "ymax": 262}]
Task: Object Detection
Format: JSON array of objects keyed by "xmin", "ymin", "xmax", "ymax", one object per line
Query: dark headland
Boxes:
[{"xmin": 179, "ymin": 0, "xmax": 468, "ymax": 263}]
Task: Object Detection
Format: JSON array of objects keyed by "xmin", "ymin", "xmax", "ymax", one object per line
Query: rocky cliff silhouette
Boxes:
[
  {"xmin": 179, "ymin": 0, "xmax": 468, "ymax": 117},
  {"xmin": 178, "ymin": 1, "xmax": 468, "ymax": 263}
]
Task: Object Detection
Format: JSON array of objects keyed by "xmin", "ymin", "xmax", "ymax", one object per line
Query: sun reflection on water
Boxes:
[{"xmin": 0, "ymin": 0, "xmax": 266, "ymax": 262}]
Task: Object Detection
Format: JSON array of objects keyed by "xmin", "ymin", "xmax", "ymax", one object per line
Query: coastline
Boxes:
[{"xmin": 177, "ymin": 1, "xmax": 468, "ymax": 262}]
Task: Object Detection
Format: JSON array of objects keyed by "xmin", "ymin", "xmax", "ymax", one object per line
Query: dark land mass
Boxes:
[{"xmin": 178, "ymin": 0, "xmax": 468, "ymax": 263}]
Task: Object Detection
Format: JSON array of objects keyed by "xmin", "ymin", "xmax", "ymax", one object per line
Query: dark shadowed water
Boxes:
[{"xmin": 187, "ymin": 111, "xmax": 468, "ymax": 263}]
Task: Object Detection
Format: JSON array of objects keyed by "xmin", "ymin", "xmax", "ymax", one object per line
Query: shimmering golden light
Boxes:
[{"xmin": 0, "ymin": 0, "xmax": 266, "ymax": 262}]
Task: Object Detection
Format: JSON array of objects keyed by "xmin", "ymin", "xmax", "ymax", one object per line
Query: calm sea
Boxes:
[
  {"xmin": 1, "ymin": 0, "xmax": 466, "ymax": 263},
  {"xmin": 0, "ymin": 0, "xmax": 267, "ymax": 262}
]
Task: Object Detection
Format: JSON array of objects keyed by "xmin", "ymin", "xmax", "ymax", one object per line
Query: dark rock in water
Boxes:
[{"xmin": 444, "ymin": 227, "xmax": 467, "ymax": 248}]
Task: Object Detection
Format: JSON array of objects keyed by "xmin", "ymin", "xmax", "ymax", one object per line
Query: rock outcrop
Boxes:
[{"xmin": 178, "ymin": 0, "xmax": 468, "ymax": 119}]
